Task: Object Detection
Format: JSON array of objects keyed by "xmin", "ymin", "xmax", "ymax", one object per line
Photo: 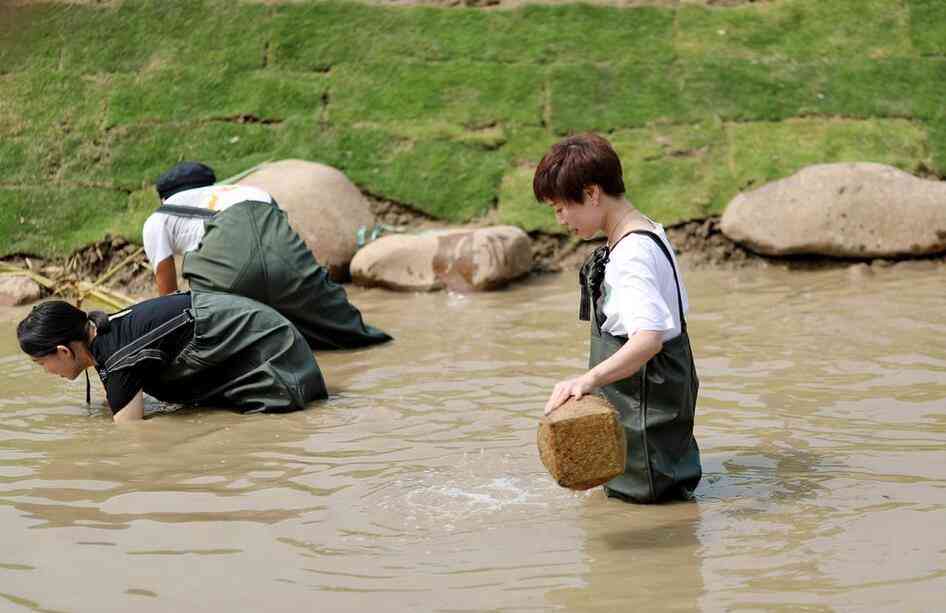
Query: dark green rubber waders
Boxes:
[
  {"xmin": 147, "ymin": 291, "xmax": 327, "ymax": 414},
  {"xmin": 182, "ymin": 201, "xmax": 392, "ymax": 350},
  {"xmin": 580, "ymin": 230, "xmax": 702, "ymax": 503}
]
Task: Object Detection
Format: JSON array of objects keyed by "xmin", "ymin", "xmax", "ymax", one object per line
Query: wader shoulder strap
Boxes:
[
  {"xmin": 629, "ymin": 230, "xmax": 687, "ymax": 331},
  {"xmin": 103, "ymin": 309, "xmax": 195, "ymax": 374},
  {"xmin": 156, "ymin": 204, "xmax": 218, "ymax": 220},
  {"xmin": 579, "ymin": 230, "xmax": 640, "ymax": 323},
  {"xmin": 579, "ymin": 245, "xmax": 608, "ymax": 322}
]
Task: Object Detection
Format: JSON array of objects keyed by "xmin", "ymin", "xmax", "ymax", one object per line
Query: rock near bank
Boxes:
[
  {"xmin": 238, "ymin": 160, "xmax": 375, "ymax": 280},
  {"xmin": 351, "ymin": 226, "xmax": 533, "ymax": 292},
  {"xmin": 0, "ymin": 275, "xmax": 42, "ymax": 306},
  {"xmin": 721, "ymin": 163, "xmax": 946, "ymax": 259}
]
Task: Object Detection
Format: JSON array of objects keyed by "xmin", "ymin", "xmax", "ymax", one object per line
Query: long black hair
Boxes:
[{"xmin": 17, "ymin": 301, "xmax": 111, "ymax": 357}]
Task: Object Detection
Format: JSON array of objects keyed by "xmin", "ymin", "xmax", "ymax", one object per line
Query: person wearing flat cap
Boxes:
[{"xmin": 143, "ymin": 161, "xmax": 392, "ymax": 351}]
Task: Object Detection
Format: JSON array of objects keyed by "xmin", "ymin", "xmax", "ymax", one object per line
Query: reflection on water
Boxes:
[{"xmin": 1, "ymin": 264, "xmax": 945, "ymax": 612}]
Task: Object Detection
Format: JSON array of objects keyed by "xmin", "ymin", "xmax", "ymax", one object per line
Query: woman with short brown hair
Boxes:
[{"xmin": 535, "ymin": 133, "xmax": 702, "ymax": 504}]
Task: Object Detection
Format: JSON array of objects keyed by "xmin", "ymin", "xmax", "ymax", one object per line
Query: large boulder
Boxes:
[
  {"xmin": 721, "ymin": 163, "xmax": 946, "ymax": 258},
  {"xmin": 237, "ymin": 160, "xmax": 375, "ymax": 280},
  {"xmin": 0, "ymin": 275, "xmax": 42, "ymax": 306},
  {"xmin": 351, "ymin": 226, "xmax": 533, "ymax": 292}
]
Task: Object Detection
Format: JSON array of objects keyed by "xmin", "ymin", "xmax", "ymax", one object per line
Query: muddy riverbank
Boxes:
[{"xmin": 3, "ymin": 206, "xmax": 945, "ymax": 308}]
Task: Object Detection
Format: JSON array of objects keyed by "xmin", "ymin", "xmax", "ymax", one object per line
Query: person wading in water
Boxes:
[
  {"xmin": 143, "ymin": 161, "xmax": 391, "ymax": 351},
  {"xmin": 534, "ymin": 133, "xmax": 702, "ymax": 504},
  {"xmin": 17, "ymin": 293, "xmax": 327, "ymax": 422}
]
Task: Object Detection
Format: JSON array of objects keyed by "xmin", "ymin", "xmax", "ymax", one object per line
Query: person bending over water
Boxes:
[
  {"xmin": 143, "ymin": 161, "xmax": 391, "ymax": 350},
  {"xmin": 534, "ymin": 133, "xmax": 701, "ymax": 504},
  {"xmin": 17, "ymin": 292, "xmax": 327, "ymax": 422}
]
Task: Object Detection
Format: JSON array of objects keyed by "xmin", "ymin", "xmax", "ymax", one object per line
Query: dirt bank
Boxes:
[{"xmin": 3, "ymin": 208, "xmax": 944, "ymax": 310}]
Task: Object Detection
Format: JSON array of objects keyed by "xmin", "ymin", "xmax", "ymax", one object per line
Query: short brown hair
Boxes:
[{"xmin": 533, "ymin": 133, "xmax": 625, "ymax": 204}]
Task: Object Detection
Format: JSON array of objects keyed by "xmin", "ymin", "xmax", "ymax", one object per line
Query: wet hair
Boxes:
[
  {"xmin": 533, "ymin": 133, "xmax": 625, "ymax": 205},
  {"xmin": 17, "ymin": 301, "xmax": 110, "ymax": 358}
]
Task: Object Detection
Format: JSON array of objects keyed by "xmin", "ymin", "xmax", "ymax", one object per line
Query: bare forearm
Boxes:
[
  {"xmin": 543, "ymin": 330, "xmax": 663, "ymax": 414},
  {"xmin": 113, "ymin": 390, "xmax": 145, "ymax": 423},
  {"xmin": 585, "ymin": 330, "xmax": 663, "ymax": 389},
  {"xmin": 155, "ymin": 257, "xmax": 178, "ymax": 296}
]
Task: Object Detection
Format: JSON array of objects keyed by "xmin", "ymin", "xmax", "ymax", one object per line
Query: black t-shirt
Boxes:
[{"xmin": 90, "ymin": 293, "xmax": 194, "ymax": 413}]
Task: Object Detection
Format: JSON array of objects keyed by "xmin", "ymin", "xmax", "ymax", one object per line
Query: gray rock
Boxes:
[
  {"xmin": 846, "ymin": 262, "xmax": 873, "ymax": 281},
  {"xmin": 238, "ymin": 159, "xmax": 375, "ymax": 280},
  {"xmin": 351, "ymin": 226, "xmax": 533, "ymax": 292},
  {"xmin": 0, "ymin": 275, "xmax": 42, "ymax": 306},
  {"xmin": 721, "ymin": 163, "xmax": 946, "ymax": 258}
]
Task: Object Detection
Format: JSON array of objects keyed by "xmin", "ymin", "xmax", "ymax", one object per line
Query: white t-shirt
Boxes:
[
  {"xmin": 142, "ymin": 185, "xmax": 273, "ymax": 270},
  {"xmin": 600, "ymin": 224, "xmax": 689, "ymax": 341}
]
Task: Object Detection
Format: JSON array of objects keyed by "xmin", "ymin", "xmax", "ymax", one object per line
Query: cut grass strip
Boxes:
[
  {"xmin": 0, "ymin": 1, "xmax": 268, "ymax": 74},
  {"xmin": 498, "ymin": 164, "xmax": 560, "ymax": 234},
  {"xmin": 722, "ymin": 117, "xmax": 931, "ymax": 209},
  {"xmin": 676, "ymin": 59, "xmax": 822, "ymax": 123},
  {"xmin": 548, "ymin": 62, "xmax": 682, "ymax": 133},
  {"xmin": 498, "ymin": 121, "xmax": 726, "ymax": 232},
  {"xmin": 0, "ymin": 4, "xmax": 122, "ymax": 73},
  {"xmin": 928, "ymin": 114, "xmax": 946, "ymax": 176},
  {"xmin": 97, "ymin": 119, "xmax": 507, "ymax": 223},
  {"xmin": 330, "ymin": 62, "xmax": 543, "ymax": 128},
  {"xmin": 812, "ymin": 59, "xmax": 944, "ymax": 121},
  {"xmin": 313, "ymin": 124, "xmax": 508, "ymax": 222},
  {"xmin": 0, "ymin": 129, "xmax": 110, "ymax": 187},
  {"xmin": 0, "ymin": 72, "xmax": 109, "ymax": 138},
  {"xmin": 488, "ymin": 4, "xmax": 674, "ymax": 65},
  {"xmin": 269, "ymin": 2, "xmax": 674, "ymax": 68},
  {"xmin": 107, "ymin": 68, "xmax": 329, "ymax": 127},
  {"xmin": 0, "ymin": 187, "xmax": 129, "ymax": 258},
  {"xmin": 675, "ymin": 0, "xmax": 913, "ymax": 62},
  {"xmin": 0, "ymin": 139, "xmax": 29, "ymax": 183},
  {"xmin": 496, "ymin": 128, "xmax": 562, "ymax": 233},
  {"xmin": 372, "ymin": 120, "xmax": 509, "ymax": 150},
  {"xmin": 102, "ymin": 122, "xmax": 285, "ymax": 190},
  {"xmin": 614, "ymin": 121, "xmax": 730, "ymax": 222},
  {"xmin": 908, "ymin": 0, "xmax": 946, "ymax": 56},
  {"xmin": 112, "ymin": 188, "xmax": 159, "ymax": 247},
  {"xmin": 498, "ymin": 118, "xmax": 930, "ymax": 231}
]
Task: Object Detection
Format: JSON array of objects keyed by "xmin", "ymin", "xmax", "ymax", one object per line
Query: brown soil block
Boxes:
[{"xmin": 537, "ymin": 395, "xmax": 626, "ymax": 491}]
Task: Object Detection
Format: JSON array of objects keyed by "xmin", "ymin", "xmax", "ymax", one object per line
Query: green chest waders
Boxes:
[
  {"xmin": 158, "ymin": 200, "xmax": 392, "ymax": 350},
  {"xmin": 100, "ymin": 291, "xmax": 327, "ymax": 414},
  {"xmin": 580, "ymin": 231, "xmax": 702, "ymax": 503}
]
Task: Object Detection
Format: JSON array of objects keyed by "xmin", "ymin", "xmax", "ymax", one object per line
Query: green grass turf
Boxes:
[
  {"xmin": 329, "ymin": 62, "xmax": 543, "ymax": 127},
  {"xmin": 674, "ymin": 0, "xmax": 913, "ymax": 61},
  {"xmin": 107, "ymin": 69, "xmax": 330, "ymax": 127},
  {"xmin": 927, "ymin": 112, "xmax": 946, "ymax": 175},
  {"xmin": 0, "ymin": 187, "xmax": 130, "ymax": 256},
  {"xmin": 722, "ymin": 117, "xmax": 931, "ymax": 206},
  {"xmin": 498, "ymin": 117, "xmax": 931, "ymax": 234},
  {"xmin": 908, "ymin": 0, "xmax": 946, "ymax": 56},
  {"xmin": 0, "ymin": 0, "xmax": 942, "ymax": 258},
  {"xmin": 268, "ymin": 3, "xmax": 674, "ymax": 66}
]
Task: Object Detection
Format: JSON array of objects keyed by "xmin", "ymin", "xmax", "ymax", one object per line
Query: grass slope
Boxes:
[{"xmin": 0, "ymin": 0, "xmax": 943, "ymax": 256}]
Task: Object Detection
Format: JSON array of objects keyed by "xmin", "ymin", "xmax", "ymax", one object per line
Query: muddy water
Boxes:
[{"xmin": 1, "ymin": 264, "xmax": 944, "ymax": 612}]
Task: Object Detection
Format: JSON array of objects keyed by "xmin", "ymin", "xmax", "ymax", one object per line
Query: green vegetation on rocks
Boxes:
[{"xmin": 1, "ymin": 0, "xmax": 944, "ymax": 257}]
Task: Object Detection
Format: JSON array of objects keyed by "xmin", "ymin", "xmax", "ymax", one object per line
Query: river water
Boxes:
[{"xmin": 0, "ymin": 264, "xmax": 944, "ymax": 612}]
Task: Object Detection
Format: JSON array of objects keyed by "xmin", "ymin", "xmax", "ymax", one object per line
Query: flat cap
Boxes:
[{"xmin": 155, "ymin": 162, "xmax": 216, "ymax": 199}]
